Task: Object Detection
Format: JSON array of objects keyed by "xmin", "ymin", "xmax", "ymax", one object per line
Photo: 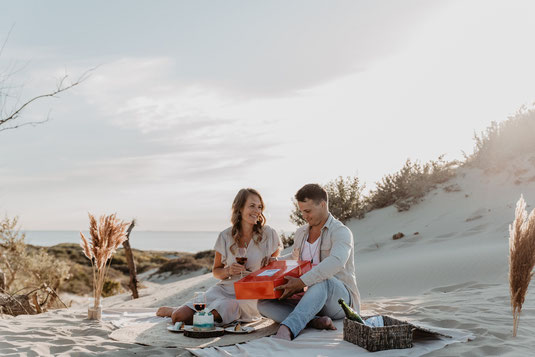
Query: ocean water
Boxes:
[{"xmin": 23, "ymin": 230, "xmax": 219, "ymax": 253}]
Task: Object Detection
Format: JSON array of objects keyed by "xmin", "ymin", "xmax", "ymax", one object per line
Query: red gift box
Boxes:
[{"xmin": 234, "ymin": 260, "xmax": 312, "ymax": 300}]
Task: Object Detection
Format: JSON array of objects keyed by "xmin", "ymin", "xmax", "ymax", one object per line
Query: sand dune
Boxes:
[{"xmin": 1, "ymin": 159, "xmax": 535, "ymax": 356}]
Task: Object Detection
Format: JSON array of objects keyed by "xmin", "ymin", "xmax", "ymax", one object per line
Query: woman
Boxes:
[{"xmin": 156, "ymin": 188, "xmax": 282, "ymax": 325}]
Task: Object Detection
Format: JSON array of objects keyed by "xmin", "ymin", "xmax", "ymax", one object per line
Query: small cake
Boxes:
[{"xmin": 193, "ymin": 312, "xmax": 215, "ymax": 331}]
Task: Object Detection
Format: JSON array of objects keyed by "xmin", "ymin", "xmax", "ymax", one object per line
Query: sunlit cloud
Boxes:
[{"xmin": 2, "ymin": 0, "xmax": 535, "ymax": 232}]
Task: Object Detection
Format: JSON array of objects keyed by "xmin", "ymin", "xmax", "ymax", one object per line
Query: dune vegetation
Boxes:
[
  {"xmin": 290, "ymin": 107, "xmax": 535, "ymax": 227},
  {"xmin": 2, "ymin": 108, "xmax": 534, "ymax": 303},
  {"xmin": 0, "ymin": 217, "xmax": 215, "ymax": 306}
]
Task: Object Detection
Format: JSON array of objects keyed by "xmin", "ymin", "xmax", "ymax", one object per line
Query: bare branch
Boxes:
[
  {"xmin": 0, "ymin": 115, "xmax": 50, "ymax": 132},
  {"xmin": 0, "ymin": 24, "xmax": 15, "ymax": 59},
  {"xmin": 0, "ymin": 66, "xmax": 97, "ymax": 131}
]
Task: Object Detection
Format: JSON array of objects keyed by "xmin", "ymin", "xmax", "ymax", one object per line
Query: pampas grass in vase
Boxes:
[
  {"xmin": 80, "ymin": 213, "xmax": 128, "ymax": 320},
  {"xmin": 509, "ymin": 195, "xmax": 535, "ymax": 337}
]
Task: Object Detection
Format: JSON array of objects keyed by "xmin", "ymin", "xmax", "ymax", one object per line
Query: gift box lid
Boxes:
[{"xmin": 237, "ymin": 260, "xmax": 311, "ymax": 283}]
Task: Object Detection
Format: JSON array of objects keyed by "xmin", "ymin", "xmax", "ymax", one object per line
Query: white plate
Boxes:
[
  {"xmin": 184, "ymin": 326, "xmax": 224, "ymax": 332},
  {"xmin": 224, "ymin": 326, "xmax": 254, "ymax": 334},
  {"xmin": 167, "ymin": 325, "xmax": 185, "ymax": 333}
]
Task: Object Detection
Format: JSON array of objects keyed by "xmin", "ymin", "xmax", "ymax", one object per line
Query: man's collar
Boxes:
[{"xmin": 321, "ymin": 213, "xmax": 334, "ymax": 231}]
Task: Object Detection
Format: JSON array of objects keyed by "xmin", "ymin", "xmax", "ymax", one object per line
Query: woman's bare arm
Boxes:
[{"xmin": 212, "ymin": 251, "xmax": 244, "ymax": 280}]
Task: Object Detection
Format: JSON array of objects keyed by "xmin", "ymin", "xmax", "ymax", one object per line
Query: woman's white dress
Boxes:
[{"xmin": 183, "ymin": 225, "xmax": 282, "ymax": 324}]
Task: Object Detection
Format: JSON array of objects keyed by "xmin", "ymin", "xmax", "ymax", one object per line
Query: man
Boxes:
[{"xmin": 257, "ymin": 183, "xmax": 360, "ymax": 340}]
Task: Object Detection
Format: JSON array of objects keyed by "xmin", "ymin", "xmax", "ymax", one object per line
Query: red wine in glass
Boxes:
[
  {"xmin": 237, "ymin": 247, "xmax": 248, "ymax": 278},
  {"xmin": 194, "ymin": 303, "xmax": 206, "ymax": 312},
  {"xmin": 236, "ymin": 257, "xmax": 248, "ymax": 265},
  {"xmin": 193, "ymin": 291, "xmax": 206, "ymax": 312}
]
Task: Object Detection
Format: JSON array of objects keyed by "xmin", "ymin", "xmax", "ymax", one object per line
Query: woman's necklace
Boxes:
[
  {"xmin": 239, "ymin": 238, "xmax": 249, "ymax": 249},
  {"xmin": 239, "ymin": 233, "xmax": 253, "ymax": 248}
]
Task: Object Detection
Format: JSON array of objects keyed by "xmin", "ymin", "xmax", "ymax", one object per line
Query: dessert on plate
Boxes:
[{"xmin": 193, "ymin": 311, "xmax": 215, "ymax": 331}]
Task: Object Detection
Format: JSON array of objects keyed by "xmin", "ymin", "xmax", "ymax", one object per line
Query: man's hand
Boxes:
[
  {"xmin": 261, "ymin": 256, "xmax": 277, "ymax": 267},
  {"xmin": 275, "ymin": 276, "xmax": 306, "ymax": 300}
]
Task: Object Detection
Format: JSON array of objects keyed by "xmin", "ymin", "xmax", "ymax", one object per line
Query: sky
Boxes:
[{"xmin": 1, "ymin": 0, "xmax": 535, "ymax": 232}]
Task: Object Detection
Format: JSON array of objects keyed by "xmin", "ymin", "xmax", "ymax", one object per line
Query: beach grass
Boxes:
[{"xmin": 29, "ymin": 243, "xmax": 214, "ymax": 297}]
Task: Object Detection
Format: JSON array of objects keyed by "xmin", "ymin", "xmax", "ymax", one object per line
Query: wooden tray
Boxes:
[{"xmin": 183, "ymin": 326, "xmax": 224, "ymax": 338}]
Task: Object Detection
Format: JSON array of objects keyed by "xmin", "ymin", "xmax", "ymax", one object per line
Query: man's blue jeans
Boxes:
[{"xmin": 257, "ymin": 277, "xmax": 352, "ymax": 339}]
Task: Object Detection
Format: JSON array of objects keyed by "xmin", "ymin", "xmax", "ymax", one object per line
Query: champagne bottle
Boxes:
[{"xmin": 338, "ymin": 298, "xmax": 365, "ymax": 324}]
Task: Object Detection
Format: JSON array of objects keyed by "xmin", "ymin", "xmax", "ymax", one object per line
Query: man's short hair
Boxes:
[{"xmin": 295, "ymin": 183, "xmax": 328, "ymax": 204}]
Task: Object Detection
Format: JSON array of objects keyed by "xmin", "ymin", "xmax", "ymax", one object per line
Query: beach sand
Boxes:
[{"xmin": 2, "ymin": 160, "xmax": 535, "ymax": 356}]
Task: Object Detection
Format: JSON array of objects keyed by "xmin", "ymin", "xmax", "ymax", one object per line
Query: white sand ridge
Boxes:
[{"xmin": 2, "ymin": 156, "xmax": 535, "ymax": 356}]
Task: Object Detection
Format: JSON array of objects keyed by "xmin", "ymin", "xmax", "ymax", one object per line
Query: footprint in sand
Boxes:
[
  {"xmin": 429, "ymin": 281, "xmax": 479, "ymax": 293},
  {"xmin": 436, "ymin": 232, "xmax": 456, "ymax": 239},
  {"xmin": 465, "ymin": 207, "xmax": 488, "ymax": 222},
  {"xmin": 464, "ymin": 223, "xmax": 489, "ymax": 235}
]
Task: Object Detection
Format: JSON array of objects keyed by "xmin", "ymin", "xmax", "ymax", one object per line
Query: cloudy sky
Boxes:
[{"xmin": 1, "ymin": 1, "xmax": 535, "ymax": 232}]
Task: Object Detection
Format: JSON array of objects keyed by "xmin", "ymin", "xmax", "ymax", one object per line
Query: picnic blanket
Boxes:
[
  {"xmin": 188, "ymin": 318, "xmax": 474, "ymax": 357},
  {"xmin": 105, "ymin": 308, "xmax": 278, "ymax": 348}
]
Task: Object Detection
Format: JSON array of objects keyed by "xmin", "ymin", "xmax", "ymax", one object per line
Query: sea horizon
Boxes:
[
  {"xmin": 22, "ymin": 229, "xmax": 293, "ymax": 253},
  {"xmin": 23, "ymin": 230, "xmax": 221, "ymax": 253}
]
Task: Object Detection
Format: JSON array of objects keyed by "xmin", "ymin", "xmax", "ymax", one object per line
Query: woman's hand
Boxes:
[
  {"xmin": 261, "ymin": 256, "xmax": 278, "ymax": 268},
  {"xmin": 227, "ymin": 263, "xmax": 246, "ymax": 276}
]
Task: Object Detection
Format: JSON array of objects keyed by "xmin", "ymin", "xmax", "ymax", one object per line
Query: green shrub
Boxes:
[
  {"xmin": 280, "ymin": 232, "xmax": 295, "ymax": 249},
  {"xmin": 111, "ymin": 255, "xmax": 126, "ymax": 265},
  {"xmin": 156, "ymin": 256, "xmax": 207, "ymax": 275},
  {"xmin": 0, "ymin": 216, "xmax": 28, "ymax": 290},
  {"xmin": 0, "ymin": 216, "xmax": 71, "ymax": 310},
  {"xmin": 61, "ymin": 264, "xmax": 93, "ymax": 295},
  {"xmin": 194, "ymin": 249, "xmax": 215, "ymax": 261},
  {"xmin": 24, "ymin": 248, "xmax": 71, "ymax": 291},
  {"xmin": 102, "ymin": 279, "xmax": 123, "ymax": 297},
  {"xmin": 289, "ymin": 200, "xmax": 306, "ymax": 226},
  {"xmin": 289, "ymin": 176, "xmax": 367, "ymax": 225},
  {"xmin": 324, "ymin": 176, "xmax": 366, "ymax": 223},
  {"xmin": 465, "ymin": 107, "xmax": 535, "ymax": 170},
  {"xmin": 367, "ymin": 156, "xmax": 457, "ymax": 212}
]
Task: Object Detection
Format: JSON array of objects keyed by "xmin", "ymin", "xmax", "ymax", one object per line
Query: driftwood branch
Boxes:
[
  {"xmin": 123, "ymin": 219, "xmax": 139, "ymax": 299},
  {"xmin": 31, "ymin": 293, "xmax": 42, "ymax": 314},
  {"xmin": 42, "ymin": 283, "xmax": 68, "ymax": 310},
  {"xmin": 0, "ymin": 292, "xmax": 36, "ymax": 316},
  {"xmin": 0, "ymin": 270, "xmax": 5, "ymax": 292},
  {"xmin": 0, "ymin": 283, "xmax": 68, "ymax": 317}
]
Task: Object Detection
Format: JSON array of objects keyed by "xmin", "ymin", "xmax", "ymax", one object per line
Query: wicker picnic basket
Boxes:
[{"xmin": 343, "ymin": 316, "xmax": 413, "ymax": 352}]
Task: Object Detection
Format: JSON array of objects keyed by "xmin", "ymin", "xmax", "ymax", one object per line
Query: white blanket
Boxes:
[
  {"xmin": 101, "ymin": 308, "xmax": 161, "ymax": 328},
  {"xmin": 103, "ymin": 308, "xmax": 279, "ymax": 348},
  {"xmin": 189, "ymin": 319, "xmax": 474, "ymax": 357}
]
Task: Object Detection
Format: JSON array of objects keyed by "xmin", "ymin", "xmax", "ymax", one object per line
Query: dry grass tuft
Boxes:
[
  {"xmin": 466, "ymin": 108, "xmax": 535, "ymax": 170},
  {"xmin": 509, "ymin": 195, "xmax": 535, "ymax": 337},
  {"xmin": 80, "ymin": 213, "xmax": 128, "ymax": 309}
]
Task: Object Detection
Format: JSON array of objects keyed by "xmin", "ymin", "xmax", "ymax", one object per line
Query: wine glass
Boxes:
[
  {"xmin": 236, "ymin": 247, "xmax": 248, "ymax": 277},
  {"xmin": 193, "ymin": 291, "xmax": 206, "ymax": 313}
]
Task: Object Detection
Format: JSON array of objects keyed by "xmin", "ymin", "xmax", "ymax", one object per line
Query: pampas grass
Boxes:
[
  {"xmin": 509, "ymin": 195, "xmax": 535, "ymax": 337},
  {"xmin": 80, "ymin": 213, "xmax": 128, "ymax": 310}
]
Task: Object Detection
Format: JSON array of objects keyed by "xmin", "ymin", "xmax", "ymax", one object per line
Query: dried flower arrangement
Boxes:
[
  {"xmin": 80, "ymin": 213, "xmax": 128, "ymax": 319},
  {"xmin": 509, "ymin": 195, "xmax": 535, "ymax": 337}
]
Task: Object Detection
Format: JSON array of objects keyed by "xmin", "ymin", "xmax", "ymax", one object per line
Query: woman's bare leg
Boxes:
[
  {"xmin": 171, "ymin": 306, "xmax": 195, "ymax": 324},
  {"xmin": 160, "ymin": 306, "xmax": 223, "ymax": 324},
  {"xmin": 156, "ymin": 306, "xmax": 175, "ymax": 317}
]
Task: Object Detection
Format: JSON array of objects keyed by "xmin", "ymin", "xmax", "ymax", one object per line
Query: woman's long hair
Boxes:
[{"xmin": 229, "ymin": 188, "xmax": 266, "ymax": 255}]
